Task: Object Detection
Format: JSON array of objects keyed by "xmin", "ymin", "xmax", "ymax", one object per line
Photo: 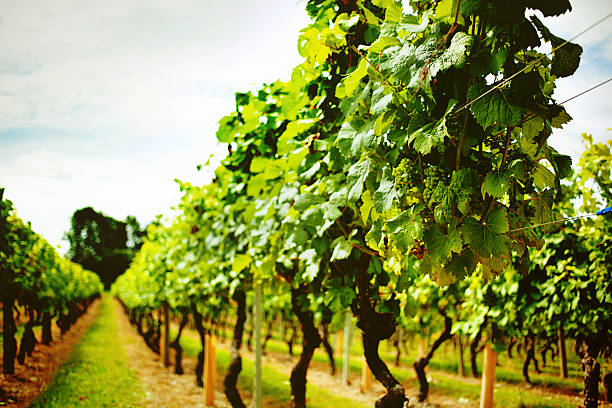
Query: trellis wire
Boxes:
[{"xmin": 508, "ymin": 207, "xmax": 612, "ymax": 233}]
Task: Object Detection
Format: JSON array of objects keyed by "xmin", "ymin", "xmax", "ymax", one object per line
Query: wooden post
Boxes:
[
  {"xmin": 360, "ymin": 356, "xmax": 372, "ymax": 392},
  {"xmin": 204, "ymin": 334, "xmax": 217, "ymax": 406},
  {"xmin": 558, "ymin": 326, "xmax": 568, "ymax": 378},
  {"xmin": 336, "ymin": 330, "xmax": 344, "ymax": 356},
  {"xmin": 418, "ymin": 336, "xmax": 426, "ymax": 357},
  {"xmin": 253, "ymin": 283, "xmax": 263, "ymax": 408},
  {"xmin": 342, "ymin": 310, "xmax": 351, "ymax": 385},
  {"xmin": 479, "ymin": 343, "xmax": 497, "ymax": 408},
  {"xmin": 161, "ymin": 302, "xmax": 170, "ymax": 367},
  {"xmin": 457, "ymin": 334, "xmax": 466, "ymax": 377}
]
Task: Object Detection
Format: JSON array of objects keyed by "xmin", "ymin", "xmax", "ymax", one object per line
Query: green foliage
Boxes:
[
  {"xmin": 65, "ymin": 207, "xmax": 145, "ymax": 289},
  {"xmin": 0, "ymin": 192, "xmax": 102, "ymax": 315},
  {"xmin": 113, "ymin": 1, "xmax": 597, "ymax": 399}
]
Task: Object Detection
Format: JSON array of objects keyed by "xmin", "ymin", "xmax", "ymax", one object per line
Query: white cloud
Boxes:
[
  {"xmin": 529, "ymin": 1, "xmax": 612, "ymax": 159},
  {"xmin": 0, "ymin": 0, "xmax": 310, "ymax": 249},
  {"xmin": 0, "ymin": 0, "xmax": 310, "ymax": 135},
  {"xmin": 1, "ymin": 140, "xmax": 225, "ymax": 252}
]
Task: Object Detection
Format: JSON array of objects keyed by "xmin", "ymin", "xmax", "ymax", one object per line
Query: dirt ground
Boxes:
[
  {"xmin": 114, "ymin": 298, "xmax": 231, "ymax": 408},
  {"xmin": 5, "ymin": 300, "xmax": 607, "ymax": 408},
  {"xmin": 0, "ymin": 299, "xmax": 101, "ymax": 407}
]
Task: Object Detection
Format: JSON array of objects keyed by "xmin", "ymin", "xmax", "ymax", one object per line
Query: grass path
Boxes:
[
  {"xmin": 173, "ymin": 327, "xmax": 371, "ymax": 408},
  {"xmin": 185, "ymin": 326, "xmax": 603, "ymax": 408},
  {"xmin": 30, "ymin": 295, "xmax": 144, "ymax": 408}
]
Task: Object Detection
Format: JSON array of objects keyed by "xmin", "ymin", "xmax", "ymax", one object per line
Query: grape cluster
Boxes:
[
  {"xmin": 423, "ymin": 166, "xmax": 444, "ymax": 205},
  {"xmin": 392, "ymin": 158, "xmax": 416, "ymax": 186}
]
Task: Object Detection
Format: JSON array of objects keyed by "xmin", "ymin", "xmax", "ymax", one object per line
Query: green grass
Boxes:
[
  {"xmin": 174, "ymin": 328, "xmax": 366, "ymax": 408},
  {"xmin": 30, "ymin": 296, "xmax": 144, "ymax": 408},
  {"xmin": 245, "ymin": 327, "xmax": 583, "ymax": 391},
  {"xmin": 218, "ymin": 330, "xmax": 583, "ymax": 408},
  {"xmin": 427, "ymin": 376, "xmax": 579, "ymax": 408}
]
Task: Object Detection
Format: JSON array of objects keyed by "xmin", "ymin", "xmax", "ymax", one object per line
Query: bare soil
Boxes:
[
  {"xmin": 113, "ymin": 299, "xmax": 231, "ymax": 408},
  {"xmin": 0, "ymin": 299, "xmax": 101, "ymax": 408}
]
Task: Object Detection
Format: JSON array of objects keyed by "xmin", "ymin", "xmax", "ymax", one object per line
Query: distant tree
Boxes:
[
  {"xmin": 125, "ymin": 215, "xmax": 146, "ymax": 252},
  {"xmin": 64, "ymin": 207, "xmax": 144, "ymax": 289}
]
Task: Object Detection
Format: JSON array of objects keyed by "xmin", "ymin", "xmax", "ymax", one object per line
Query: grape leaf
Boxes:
[
  {"xmin": 548, "ymin": 151, "xmax": 572, "ymax": 180},
  {"xmin": 429, "ymin": 32, "xmax": 474, "ymax": 77},
  {"xmin": 329, "ymin": 187, "xmax": 348, "ymax": 207},
  {"xmin": 293, "ymin": 193, "xmax": 326, "ymax": 211},
  {"xmin": 530, "ymin": 15, "xmax": 582, "ymax": 78},
  {"xmin": 521, "ymin": 116, "xmax": 545, "ymax": 140},
  {"xmin": 525, "ymin": 0, "xmax": 571, "ymax": 16},
  {"xmin": 373, "ymin": 167, "xmax": 398, "ymax": 213},
  {"xmin": 385, "ymin": 0, "xmax": 403, "ymax": 23},
  {"xmin": 407, "ymin": 118, "xmax": 447, "ymax": 154},
  {"xmin": 232, "ymin": 254, "xmax": 251, "ymax": 273},
  {"xmin": 360, "ymin": 190, "xmax": 374, "ymax": 223},
  {"xmin": 435, "ymin": 0, "xmax": 464, "ymax": 25},
  {"xmin": 430, "ymin": 168, "xmax": 476, "ymax": 219},
  {"xmin": 467, "ymin": 83, "xmax": 526, "ymax": 129},
  {"xmin": 551, "ymin": 108, "xmax": 572, "ymax": 129},
  {"xmin": 299, "ymin": 249, "xmax": 320, "ymax": 281},
  {"xmin": 330, "ymin": 236, "xmax": 353, "ymax": 261},
  {"xmin": 347, "ymin": 159, "xmax": 370, "ymax": 203},
  {"xmin": 371, "ymin": 88, "xmax": 394, "ymax": 116},
  {"xmin": 423, "ymin": 221, "xmax": 463, "ymax": 263},
  {"xmin": 336, "ymin": 121, "xmax": 376, "ymax": 158},
  {"xmin": 366, "ymin": 220, "xmax": 384, "ymax": 252},
  {"xmin": 531, "ymin": 190, "xmax": 554, "ymax": 224},
  {"xmin": 278, "ymin": 119, "xmax": 316, "ymax": 154},
  {"xmin": 343, "ymin": 58, "xmax": 368, "ymax": 97},
  {"xmin": 368, "ymin": 37, "xmax": 401, "ymax": 53},
  {"xmin": 434, "ymin": 269, "xmax": 457, "ymax": 286},
  {"xmin": 388, "ymin": 34, "xmax": 439, "ymax": 88},
  {"xmin": 386, "ymin": 205, "xmax": 424, "ymax": 251},
  {"xmin": 482, "ymin": 169, "xmax": 511, "ymax": 199},
  {"xmin": 461, "ymin": 208, "xmax": 510, "ymax": 258},
  {"xmin": 533, "ymin": 164, "xmax": 556, "ymax": 189},
  {"xmin": 478, "ymin": 253, "xmax": 507, "ymax": 275},
  {"xmin": 317, "ymin": 203, "xmax": 343, "ymax": 236},
  {"xmin": 443, "ymin": 249, "xmax": 477, "ymax": 280}
]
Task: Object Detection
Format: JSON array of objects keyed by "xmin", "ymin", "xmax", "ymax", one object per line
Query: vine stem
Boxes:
[
  {"xmin": 351, "ymin": 244, "xmax": 379, "ymax": 257},
  {"xmin": 335, "ymin": 220, "xmax": 349, "ymax": 239},
  {"xmin": 453, "ymin": 0, "xmax": 462, "ymax": 26},
  {"xmin": 455, "ymin": 104, "xmax": 470, "ymax": 170},
  {"xmin": 418, "ymin": 153, "xmax": 425, "ymax": 185},
  {"xmin": 500, "ymin": 127, "xmax": 512, "ymax": 169}
]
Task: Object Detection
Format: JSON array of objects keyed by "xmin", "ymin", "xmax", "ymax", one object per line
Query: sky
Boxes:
[{"xmin": 1, "ymin": 1, "xmax": 611, "ymax": 252}]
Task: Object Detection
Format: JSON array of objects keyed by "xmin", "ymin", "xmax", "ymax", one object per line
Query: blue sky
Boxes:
[{"xmin": 1, "ymin": 0, "xmax": 611, "ymax": 251}]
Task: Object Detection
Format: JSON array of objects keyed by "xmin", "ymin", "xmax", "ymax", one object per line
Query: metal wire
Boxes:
[
  {"xmin": 507, "ymin": 213, "xmax": 597, "ymax": 233},
  {"xmin": 508, "ymin": 207, "xmax": 612, "ymax": 233},
  {"xmin": 456, "ymin": 12, "xmax": 612, "ymax": 115}
]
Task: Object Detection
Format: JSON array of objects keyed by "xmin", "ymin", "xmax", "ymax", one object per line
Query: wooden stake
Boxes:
[
  {"xmin": 457, "ymin": 334, "xmax": 466, "ymax": 377},
  {"xmin": 418, "ymin": 337, "xmax": 426, "ymax": 357},
  {"xmin": 479, "ymin": 343, "xmax": 497, "ymax": 408},
  {"xmin": 360, "ymin": 356, "xmax": 372, "ymax": 392},
  {"xmin": 336, "ymin": 330, "xmax": 343, "ymax": 356},
  {"xmin": 204, "ymin": 334, "xmax": 217, "ymax": 406},
  {"xmin": 558, "ymin": 326, "xmax": 568, "ymax": 378},
  {"xmin": 253, "ymin": 283, "xmax": 263, "ymax": 408},
  {"xmin": 342, "ymin": 311, "xmax": 351, "ymax": 385},
  {"xmin": 161, "ymin": 302, "xmax": 170, "ymax": 367}
]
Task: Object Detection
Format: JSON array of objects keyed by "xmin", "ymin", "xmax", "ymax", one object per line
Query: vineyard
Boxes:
[{"xmin": 1, "ymin": 0, "xmax": 612, "ymax": 407}]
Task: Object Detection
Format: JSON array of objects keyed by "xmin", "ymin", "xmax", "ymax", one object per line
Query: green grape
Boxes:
[
  {"xmin": 393, "ymin": 158, "xmax": 417, "ymax": 186},
  {"xmin": 422, "ymin": 166, "xmax": 445, "ymax": 207}
]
